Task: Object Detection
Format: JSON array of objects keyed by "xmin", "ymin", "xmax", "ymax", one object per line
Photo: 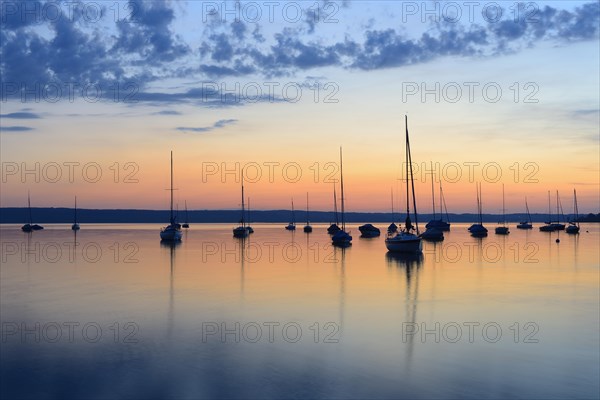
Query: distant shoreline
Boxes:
[{"xmin": 2, "ymin": 208, "xmax": 598, "ymax": 224}]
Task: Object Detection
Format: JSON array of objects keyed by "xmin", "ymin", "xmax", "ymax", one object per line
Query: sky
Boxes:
[{"xmin": 0, "ymin": 0, "xmax": 599, "ymax": 214}]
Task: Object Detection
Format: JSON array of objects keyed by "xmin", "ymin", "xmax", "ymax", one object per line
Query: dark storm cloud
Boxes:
[{"xmin": 176, "ymin": 119, "xmax": 238, "ymax": 133}]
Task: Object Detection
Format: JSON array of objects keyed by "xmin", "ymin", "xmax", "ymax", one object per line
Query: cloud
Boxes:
[
  {"xmin": 0, "ymin": 1, "xmax": 598, "ymax": 102},
  {"xmin": 0, "ymin": 112, "xmax": 41, "ymax": 119},
  {"xmin": 0, "ymin": 126, "xmax": 34, "ymax": 132},
  {"xmin": 111, "ymin": 0, "xmax": 190, "ymax": 63},
  {"xmin": 152, "ymin": 110, "xmax": 182, "ymax": 116},
  {"xmin": 176, "ymin": 119, "xmax": 237, "ymax": 133}
]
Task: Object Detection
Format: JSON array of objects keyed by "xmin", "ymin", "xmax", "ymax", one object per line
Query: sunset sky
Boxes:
[{"xmin": 1, "ymin": 0, "xmax": 598, "ymax": 214}]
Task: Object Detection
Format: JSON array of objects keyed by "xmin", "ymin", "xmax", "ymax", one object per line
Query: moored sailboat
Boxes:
[
  {"xmin": 421, "ymin": 162, "xmax": 444, "ymax": 241},
  {"xmin": 233, "ymin": 176, "xmax": 250, "ymax": 238},
  {"xmin": 495, "ymin": 184, "xmax": 509, "ymax": 235},
  {"xmin": 540, "ymin": 191, "xmax": 555, "ymax": 232},
  {"xmin": 516, "ymin": 197, "xmax": 533, "ymax": 229},
  {"xmin": 327, "ymin": 184, "xmax": 341, "ymax": 234},
  {"xmin": 182, "ymin": 200, "xmax": 190, "ymax": 228},
  {"xmin": 332, "ymin": 147, "xmax": 352, "ymax": 246},
  {"xmin": 160, "ymin": 151, "xmax": 183, "ymax": 242},
  {"xmin": 285, "ymin": 199, "xmax": 296, "ymax": 230},
  {"xmin": 71, "ymin": 196, "xmax": 80, "ymax": 231},
  {"xmin": 566, "ymin": 189, "xmax": 580, "ymax": 234},
  {"xmin": 303, "ymin": 192, "xmax": 312, "ymax": 233},
  {"xmin": 468, "ymin": 183, "xmax": 488, "ymax": 237},
  {"xmin": 21, "ymin": 192, "xmax": 43, "ymax": 232},
  {"xmin": 385, "ymin": 116, "xmax": 422, "ymax": 253}
]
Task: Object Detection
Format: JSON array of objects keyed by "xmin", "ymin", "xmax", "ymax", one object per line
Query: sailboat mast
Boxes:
[
  {"xmin": 185, "ymin": 200, "xmax": 188, "ymax": 223},
  {"xmin": 241, "ymin": 179, "xmax": 245, "ymax": 227},
  {"xmin": 525, "ymin": 197, "xmax": 531, "ymax": 222},
  {"xmin": 74, "ymin": 196, "xmax": 77, "ymax": 224},
  {"xmin": 170, "ymin": 151, "xmax": 174, "ymax": 224},
  {"xmin": 574, "ymin": 189, "xmax": 579, "ymax": 226},
  {"xmin": 430, "ymin": 161, "xmax": 436, "ymax": 219},
  {"xmin": 406, "ymin": 116, "xmax": 419, "ymax": 233},
  {"xmin": 547, "ymin": 191, "xmax": 551, "ymax": 222},
  {"xmin": 339, "ymin": 147, "xmax": 346, "ymax": 230},
  {"xmin": 291, "ymin": 199, "xmax": 295, "ymax": 224},
  {"xmin": 28, "ymin": 191, "xmax": 32, "ymax": 224},
  {"xmin": 306, "ymin": 192, "xmax": 309, "ymax": 223},
  {"xmin": 391, "ymin": 187, "xmax": 394, "ymax": 222},
  {"xmin": 333, "ymin": 184, "xmax": 339, "ymax": 225},
  {"xmin": 555, "ymin": 190, "xmax": 560, "ymax": 223},
  {"xmin": 502, "ymin": 184, "xmax": 506, "ymax": 225},
  {"xmin": 247, "ymin": 197, "xmax": 250, "ymax": 225},
  {"xmin": 477, "ymin": 183, "xmax": 483, "ymax": 225}
]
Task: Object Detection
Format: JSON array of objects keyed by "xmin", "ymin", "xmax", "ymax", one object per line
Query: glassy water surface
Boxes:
[{"xmin": 1, "ymin": 223, "xmax": 599, "ymax": 399}]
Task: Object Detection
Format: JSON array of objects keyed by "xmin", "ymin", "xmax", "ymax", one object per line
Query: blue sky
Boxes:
[{"xmin": 1, "ymin": 1, "xmax": 599, "ymax": 212}]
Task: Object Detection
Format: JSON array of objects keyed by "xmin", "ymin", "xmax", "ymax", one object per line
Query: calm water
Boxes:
[{"xmin": 1, "ymin": 223, "xmax": 599, "ymax": 399}]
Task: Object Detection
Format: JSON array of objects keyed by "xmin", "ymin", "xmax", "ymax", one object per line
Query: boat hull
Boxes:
[
  {"xmin": 539, "ymin": 225, "xmax": 555, "ymax": 232},
  {"xmin": 495, "ymin": 226, "xmax": 509, "ymax": 235},
  {"xmin": 426, "ymin": 220, "xmax": 450, "ymax": 231},
  {"xmin": 71, "ymin": 223, "xmax": 80, "ymax": 231},
  {"xmin": 385, "ymin": 233, "xmax": 422, "ymax": 253},
  {"xmin": 420, "ymin": 228, "xmax": 444, "ymax": 241},
  {"xmin": 516, "ymin": 223, "xmax": 532, "ymax": 229},
  {"xmin": 327, "ymin": 224, "xmax": 341, "ymax": 234},
  {"xmin": 160, "ymin": 227, "xmax": 182, "ymax": 241},
  {"xmin": 332, "ymin": 230, "xmax": 352, "ymax": 246},
  {"xmin": 565, "ymin": 225, "xmax": 579, "ymax": 234},
  {"xmin": 469, "ymin": 224, "xmax": 488, "ymax": 237},
  {"xmin": 233, "ymin": 227, "xmax": 250, "ymax": 238},
  {"xmin": 303, "ymin": 225, "xmax": 312, "ymax": 233},
  {"xmin": 359, "ymin": 224, "xmax": 381, "ymax": 237}
]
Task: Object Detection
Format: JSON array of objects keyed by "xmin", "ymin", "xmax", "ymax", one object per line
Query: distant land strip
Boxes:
[{"xmin": 1, "ymin": 208, "xmax": 598, "ymax": 224}]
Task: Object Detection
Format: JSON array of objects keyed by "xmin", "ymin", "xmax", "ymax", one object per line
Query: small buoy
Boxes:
[{"xmin": 556, "ymin": 238, "xmax": 560, "ymax": 243}]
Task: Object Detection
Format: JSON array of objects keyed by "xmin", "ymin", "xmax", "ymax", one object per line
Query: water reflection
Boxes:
[
  {"xmin": 385, "ymin": 252, "xmax": 423, "ymax": 372},
  {"xmin": 161, "ymin": 240, "xmax": 180, "ymax": 340}
]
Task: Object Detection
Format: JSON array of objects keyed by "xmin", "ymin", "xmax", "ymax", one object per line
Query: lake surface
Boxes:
[{"xmin": 1, "ymin": 223, "xmax": 599, "ymax": 399}]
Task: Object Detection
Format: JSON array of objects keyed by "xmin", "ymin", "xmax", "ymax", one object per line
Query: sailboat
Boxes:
[
  {"xmin": 516, "ymin": 197, "xmax": 533, "ymax": 229},
  {"xmin": 285, "ymin": 199, "xmax": 296, "ymax": 230},
  {"xmin": 495, "ymin": 184, "xmax": 509, "ymax": 235},
  {"xmin": 468, "ymin": 183, "xmax": 488, "ymax": 237},
  {"xmin": 426, "ymin": 180, "xmax": 451, "ymax": 231},
  {"xmin": 327, "ymin": 184, "xmax": 341, "ymax": 234},
  {"xmin": 385, "ymin": 116, "xmax": 422, "ymax": 253},
  {"xmin": 21, "ymin": 192, "xmax": 43, "ymax": 232},
  {"xmin": 160, "ymin": 151, "xmax": 183, "ymax": 241},
  {"xmin": 332, "ymin": 147, "xmax": 352, "ymax": 246},
  {"xmin": 388, "ymin": 188, "xmax": 398, "ymax": 234},
  {"xmin": 246, "ymin": 198, "xmax": 254, "ymax": 234},
  {"xmin": 182, "ymin": 201, "xmax": 189, "ymax": 228},
  {"xmin": 303, "ymin": 192, "xmax": 312, "ymax": 233},
  {"xmin": 359, "ymin": 223, "xmax": 380, "ymax": 237},
  {"xmin": 421, "ymin": 162, "xmax": 444, "ymax": 241},
  {"xmin": 551, "ymin": 191, "xmax": 566, "ymax": 231},
  {"xmin": 539, "ymin": 191, "xmax": 555, "ymax": 232},
  {"xmin": 233, "ymin": 176, "xmax": 250, "ymax": 238},
  {"xmin": 71, "ymin": 196, "xmax": 80, "ymax": 230},
  {"xmin": 566, "ymin": 189, "xmax": 580, "ymax": 234}
]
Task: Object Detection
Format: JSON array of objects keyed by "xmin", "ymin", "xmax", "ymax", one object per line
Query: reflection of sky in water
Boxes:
[{"xmin": 1, "ymin": 224, "xmax": 598, "ymax": 399}]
